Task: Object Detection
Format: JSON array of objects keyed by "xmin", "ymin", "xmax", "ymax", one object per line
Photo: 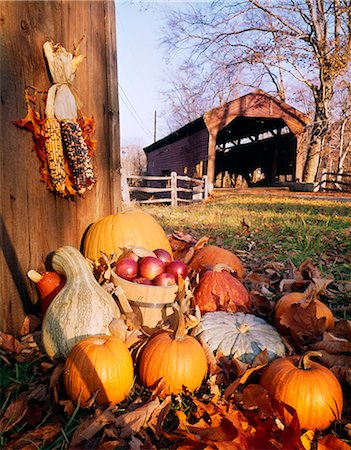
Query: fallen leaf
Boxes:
[
  {"xmin": 49, "ymin": 363, "xmax": 64, "ymax": 391},
  {"xmin": 0, "ymin": 392, "xmax": 29, "ymax": 433},
  {"xmin": 70, "ymin": 407, "xmax": 115, "ymax": 446},
  {"xmin": 5, "ymin": 423, "xmax": 61, "ymax": 450},
  {"xmin": 147, "ymin": 395, "xmax": 172, "ymax": 440},
  {"xmin": 279, "ymin": 301, "xmax": 326, "ymax": 349},
  {"xmin": 333, "ymin": 320, "xmax": 351, "ymax": 343},
  {"xmin": 0, "ymin": 332, "xmax": 24, "ymax": 354},
  {"xmin": 114, "ymin": 398, "xmax": 161, "ymax": 438},
  {"xmin": 317, "ymin": 434, "xmax": 351, "ymax": 449},
  {"xmin": 242, "ymin": 384, "xmax": 276, "ymax": 419},
  {"xmin": 309, "ymin": 332, "xmax": 351, "ymax": 354},
  {"xmin": 18, "ymin": 315, "xmax": 41, "ymax": 337}
]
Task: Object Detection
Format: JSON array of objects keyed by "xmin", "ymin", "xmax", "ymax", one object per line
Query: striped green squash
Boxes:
[{"xmin": 42, "ymin": 246, "xmax": 120, "ymax": 359}]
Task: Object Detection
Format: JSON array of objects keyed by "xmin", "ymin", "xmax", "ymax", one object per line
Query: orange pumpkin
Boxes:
[
  {"xmin": 189, "ymin": 245, "xmax": 244, "ymax": 280},
  {"xmin": 63, "ymin": 335, "xmax": 134, "ymax": 407},
  {"xmin": 27, "ymin": 270, "xmax": 66, "ymax": 314},
  {"xmin": 194, "ymin": 266, "xmax": 250, "ymax": 314},
  {"xmin": 82, "ymin": 210, "xmax": 172, "ymax": 263},
  {"xmin": 274, "ymin": 292, "xmax": 334, "ymax": 335},
  {"xmin": 260, "ymin": 351, "xmax": 343, "ymax": 430},
  {"xmin": 139, "ymin": 300, "xmax": 208, "ymax": 395}
]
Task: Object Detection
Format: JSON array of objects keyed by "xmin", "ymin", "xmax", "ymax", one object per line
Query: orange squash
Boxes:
[
  {"xmin": 27, "ymin": 270, "xmax": 65, "ymax": 314},
  {"xmin": 189, "ymin": 245, "xmax": 244, "ymax": 280},
  {"xmin": 82, "ymin": 209, "xmax": 172, "ymax": 263},
  {"xmin": 63, "ymin": 335, "xmax": 134, "ymax": 407},
  {"xmin": 274, "ymin": 292, "xmax": 334, "ymax": 335},
  {"xmin": 139, "ymin": 299, "xmax": 207, "ymax": 395},
  {"xmin": 260, "ymin": 351, "xmax": 343, "ymax": 430},
  {"xmin": 194, "ymin": 266, "xmax": 250, "ymax": 314}
]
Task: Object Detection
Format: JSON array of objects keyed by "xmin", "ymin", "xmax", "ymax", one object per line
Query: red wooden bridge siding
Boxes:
[{"xmin": 0, "ymin": 1, "xmax": 122, "ymax": 333}]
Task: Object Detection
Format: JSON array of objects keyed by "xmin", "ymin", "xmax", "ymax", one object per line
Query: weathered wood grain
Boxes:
[{"xmin": 0, "ymin": 1, "xmax": 121, "ymax": 333}]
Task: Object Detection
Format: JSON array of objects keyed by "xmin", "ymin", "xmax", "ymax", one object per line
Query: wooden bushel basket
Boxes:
[{"xmin": 111, "ymin": 272, "xmax": 178, "ymax": 328}]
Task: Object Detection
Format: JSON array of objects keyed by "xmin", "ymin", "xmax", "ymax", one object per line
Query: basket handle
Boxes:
[{"xmin": 114, "ymin": 285, "xmax": 133, "ymax": 314}]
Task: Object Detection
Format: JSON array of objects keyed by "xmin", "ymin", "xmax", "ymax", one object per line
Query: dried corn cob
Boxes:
[
  {"xmin": 60, "ymin": 120, "xmax": 95, "ymax": 194},
  {"xmin": 44, "ymin": 117, "xmax": 67, "ymax": 194}
]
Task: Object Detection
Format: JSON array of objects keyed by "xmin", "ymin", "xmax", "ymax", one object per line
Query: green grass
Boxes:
[{"xmin": 142, "ymin": 191, "xmax": 351, "ymax": 307}]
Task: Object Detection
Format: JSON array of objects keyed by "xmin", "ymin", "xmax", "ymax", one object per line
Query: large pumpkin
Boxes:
[
  {"xmin": 194, "ymin": 266, "xmax": 249, "ymax": 314},
  {"xmin": 64, "ymin": 335, "xmax": 134, "ymax": 407},
  {"xmin": 189, "ymin": 245, "xmax": 244, "ymax": 280},
  {"xmin": 194, "ymin": 311, "xmax": 286, "ymax": 364},
  {"xmin": 42, "ymin": 246, "xmax": 120, "ymax": 359},
  {"xmin": 139, "ymin": 301, "xmax": 208, "ymax": 395},
  {"xmin": 260, "ymin": 352, "xmax": 343, "ymax": 430},
  {"xmin": 82, "ymin": 209, "xmax": 172, "ymax": 262},
  {"xmin": 274, "ymin": 292, "xmax": 334, "ymax": 335}
]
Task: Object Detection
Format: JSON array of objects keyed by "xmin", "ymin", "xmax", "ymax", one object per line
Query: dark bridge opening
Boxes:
[{"xmin": 214, "ymin": 117, "xmax": 296, "ymax": 188}]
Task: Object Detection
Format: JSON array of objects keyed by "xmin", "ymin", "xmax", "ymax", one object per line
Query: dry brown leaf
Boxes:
[
  {"xmin": 0, "ymin": 332, "xmax": 24, "ymax": 354},
  {"xmin": 49, "ymin": 363, "xmax": 64, "ymax": 391},
  {"xmin": 318, "ymin": 350, "xmax": 351, "ymax": 368},
  {"xmin": 317, "ymin": 434, "xmax": 351, "ymax": 449},
  {"xmin": 242, "ymin": 384, "xmax": 276, "ymax": 419},
  {"xmin": 0, "ymin": 392, "xmax": 29, "ymax": 433},
  {"xmin": 279, "ymin": 300, "xmax": 326, "ymax": 349},
  {"xmin": 333, "ymin": 320, "xmax": 351, "ymax": 343},
  {"xmin": 70, "ymin": 407, "xmax": 115, "ymax": 447},
  {"xmin": 18, "ymin": 315, "xmax": 41, "ymax": 337},
  {"xmin": 309, "ymin": 332, "xmax": 351, "ymax": 354},
  {"xmin": 147, "ymin": 395, "xmax": 172, "ymax": 440},
  {"xmin": 59, "ymin": 398, "xmax": 75, "ymax": 416},
  {"xmin": 114, "ymin": 398, "xmax": 161, "ymax": 438},
  {"xmin": 249, "ymin": 293, "xmax": 275, "ymax": 318},
  {"xmin": 27, "ymin": 384, "xmax": 47, "ymax": 402},
  {"xmin": 5, "ymin": 423, "xmax": 61, "ymax": 450}
]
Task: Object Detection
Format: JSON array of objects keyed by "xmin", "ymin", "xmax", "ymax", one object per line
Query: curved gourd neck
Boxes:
[{"xmin": 52, "ymin": 246, "xmax": 92, "ymax": 280}]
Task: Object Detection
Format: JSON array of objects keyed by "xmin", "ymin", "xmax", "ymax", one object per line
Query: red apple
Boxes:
[
  {"xmin": 133, "ymin": 277, "xmax": 154, "ymax": 285},
  {"xmin": 122, "ymin": 250, "xmax": 140, "ymax": 262},
  {"xmin": 138, "ymin": 256, "xmax": 165, "ymax": 280},
  {"xmin": 115, "ymin": 258, "xmax": 138, "ymax": 281},
  {"xmin": 166, "ymin": 260, "xmax": 188, "ymax": 279},
  {"xmin": 153, "ymin": 248, "xmax": 173, "ymax": 265},
  {"xmin": 154, "ymin": 272, "xmax": 177, "ymax": 287}
]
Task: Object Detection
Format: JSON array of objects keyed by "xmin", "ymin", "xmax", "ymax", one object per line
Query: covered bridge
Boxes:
[{"xmin": 144, "ymin": 90, "xmax": 310, "ymax": 188}]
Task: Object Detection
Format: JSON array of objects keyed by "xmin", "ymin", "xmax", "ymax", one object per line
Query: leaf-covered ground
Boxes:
[{"xmin": 1, "ymin": 191, "xmax": 350, "ymax": 449}]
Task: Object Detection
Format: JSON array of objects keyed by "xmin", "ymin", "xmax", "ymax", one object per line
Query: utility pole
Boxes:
[{"xmin": 154, "ymin": 110, "xmax": 157, "ymax": 142}]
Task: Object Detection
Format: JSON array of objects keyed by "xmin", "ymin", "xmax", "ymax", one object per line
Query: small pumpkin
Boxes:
[
  {"xmin": 138, "ymin": 298, "xmax": 208, "ymax": 395},
  {"xmin": 82, "ymin": 209, "xmax": 172, "ymax": 263},
  {"xmin": 274, "ymin": 292, "xmax": 334, "ymax": 335},
  {"xmin": 260, "ymin": 351, "xmax": 343, "ymax": 430},
  {"xmin": 194, "ymin": 265, "xmax": 250, "ymax": 314},
  {"xmin": 63, "ymin": 335, "xmax": 134, "ymax": 407},
  {"xmin": 42, "ymin": 246, "xmax": 120, "ymax": 359},
  {"xmin": 189, "ymin": 245, "xmax": 244, "ymax": 280},
  {"xmin": 27, "ymin": 270, "xmax": 66, "ymax": 314},
  {"xmin": 194, "ymin": 311, "xmax": 285, "ymax": 364}
]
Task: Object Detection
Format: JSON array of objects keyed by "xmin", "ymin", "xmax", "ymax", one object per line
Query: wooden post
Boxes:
[
  {"xmin": 171, "ymin": 171, "xmax": 178, "ymax": 206},
  {"xmin": 120, "ymin": 168, "xmax": 131, "ymax": 207},
  {"xmin": 203, "ymin": 175, "xmax": 209, "ymax": 200},
  {"xmin": 207, "ymin": 132, "xmax": 217, "ymax": 192},
  {"xmin": 0, "ymin": 0, "xmax": 122, "ymax": 333}
]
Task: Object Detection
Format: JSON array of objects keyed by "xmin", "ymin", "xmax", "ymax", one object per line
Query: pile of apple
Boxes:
[{"xmin": 114, "ymin": 248, "xmax": 188, "ymax": 287}]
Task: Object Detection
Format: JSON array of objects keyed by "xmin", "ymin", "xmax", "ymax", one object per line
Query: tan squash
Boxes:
[{"xmin": 42, "ymin": 246, "xmax": 120, "ymax": 359}]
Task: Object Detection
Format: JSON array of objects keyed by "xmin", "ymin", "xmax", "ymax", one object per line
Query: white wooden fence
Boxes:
[
  {"xmin": 121, "ymin": 171, "xmax": 209, "ymax": 206},
  {"xmin": 316, "ymin": 170, "xmax": 351, "ymax": 192}
]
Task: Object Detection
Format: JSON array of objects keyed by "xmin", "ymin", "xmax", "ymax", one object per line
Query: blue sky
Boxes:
[{"xmin": 116, "ymin": 2, "xmax": 180, "ymax": 147}]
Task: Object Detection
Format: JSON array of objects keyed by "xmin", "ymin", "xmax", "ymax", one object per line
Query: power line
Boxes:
[{"xmin": 118, "ymin": 84, "xmax": 154, "ymax": 139}]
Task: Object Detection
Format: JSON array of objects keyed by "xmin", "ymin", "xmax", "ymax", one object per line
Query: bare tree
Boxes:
[{"xmin": 161, "ymin": 0, "xmax": 351, "ymax": 182}]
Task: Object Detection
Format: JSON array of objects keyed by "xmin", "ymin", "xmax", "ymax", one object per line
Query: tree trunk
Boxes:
[{"xmin": 303, "ymin": 80, "xmax": 332, "ymax": 183}]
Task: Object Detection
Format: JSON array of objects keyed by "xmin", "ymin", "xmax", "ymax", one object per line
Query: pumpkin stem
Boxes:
[
  {"xmin": 27, "ymin": 270, "xmax": 43, "ymax": 284},
  {"xmin": 298, "ymin": 351, "xmax": 322, "ymax": 370},
  {"xmin": 237, "ymin": 322, "xmax": 250, "ymax": 334}
]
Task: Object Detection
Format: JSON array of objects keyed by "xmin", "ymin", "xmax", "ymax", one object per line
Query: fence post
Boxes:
[
  {"xmin": 320, "ymin": 169, "xmax": 327, "ymax": 192},
  {"xmin": 203, "ymin": 175, "xmax": 209, "ymax": 200},
  {"xmin": 120, "ymin": 168, "xmax": 131, "ymax": 207},
  {"xmin": 171, "ymin": 171, "xmax": 178, "ymax": 206}
]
